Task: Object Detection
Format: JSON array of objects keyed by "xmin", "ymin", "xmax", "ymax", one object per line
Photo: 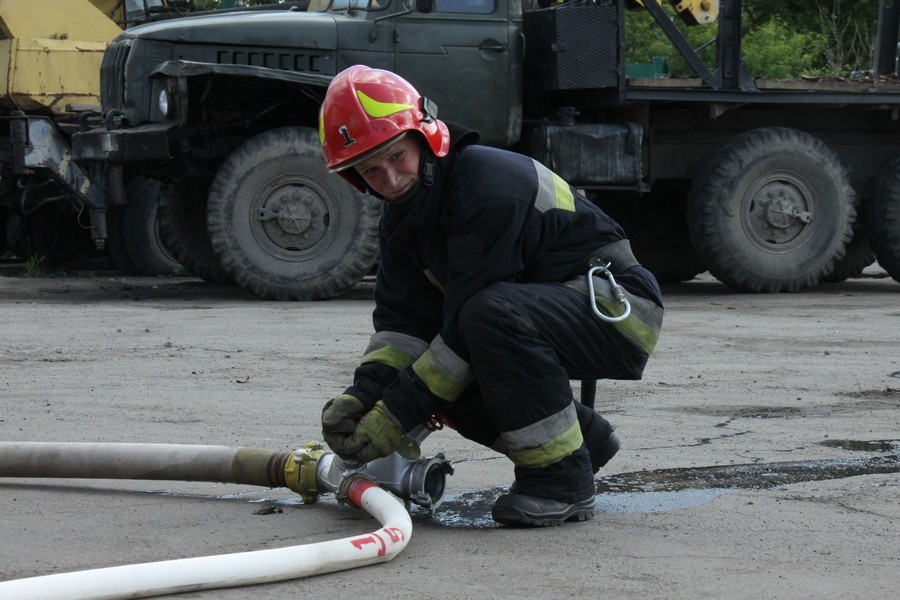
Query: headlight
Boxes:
[{"xmin": 157, "ymin": 89, "xmax": 171, "ymax": 119}]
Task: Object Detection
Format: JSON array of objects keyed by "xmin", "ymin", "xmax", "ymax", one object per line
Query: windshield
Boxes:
[
  {"xmin": 124, "ymin": 0, "xmax": 163, "ymax": 10},
  {"xmin": 313, "ymin": 0, "xmax": 495, "ymax": 14},
  {"xmin": 123, "ymin": 0, "xmax": 172, "ymax": 22},
  {"xmin": 316, "ymin": 0, "xmax": 393, "ymax": 12}
]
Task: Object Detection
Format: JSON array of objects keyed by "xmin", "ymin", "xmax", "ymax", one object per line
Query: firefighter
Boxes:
[{"xmin": 318, "ymin": 65, "xmax": 664, "ymax": 527}]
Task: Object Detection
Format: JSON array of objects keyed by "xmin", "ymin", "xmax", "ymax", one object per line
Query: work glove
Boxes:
[
  {"xmin": 321, "ymin": 394, "xmax": 367, "ymax": 454},
  {"xmin": 334, "ymin": 401, "xmax": 421, "ymax": 464}
]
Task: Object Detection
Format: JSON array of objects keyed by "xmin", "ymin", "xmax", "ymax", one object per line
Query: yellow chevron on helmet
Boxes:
[{"xmin": 357, "ymin": 90, "xmax": 415, "ymax": 119}]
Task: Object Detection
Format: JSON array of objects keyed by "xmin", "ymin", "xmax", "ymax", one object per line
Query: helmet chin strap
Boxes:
[
  {"xmin": 421, "ymin": 154, "xmax": 436, "ymax": 187},
  {"xmin": 384, "ymin": 151, "xmax": 436, "ymax": 207}
]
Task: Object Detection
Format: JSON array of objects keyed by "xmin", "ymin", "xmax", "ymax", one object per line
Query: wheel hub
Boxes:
[
  {"xmin": 748, "ymin": 179, "xmax": 813, "ymax": 245},
  {"xmin": 256, "ymin": 186, "xmax": 329, "ymax": 253}
]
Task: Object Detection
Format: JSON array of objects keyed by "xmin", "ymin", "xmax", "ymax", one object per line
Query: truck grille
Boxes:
[
  {"xmin": 100, "ymin": 40, "xmax": 132, "ymax": 112},
  {"xmin": 214, "ymin": 49, "xmax": 323, "ymax": 73}
]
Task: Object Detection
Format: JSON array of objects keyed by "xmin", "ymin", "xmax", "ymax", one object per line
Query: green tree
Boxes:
[
  {"xmin": 744, "ymin": 0, "xmax": 879, "ymax": 76},
  {"xmin": 626, "ymin": 0, "xmax": 881, "ymax": 79},
  {"xmin": 625, "ymin": 9, "xmax": 719, "ymax": 76},
  {"xmin": 742, "ymin": 18, "xmax": 823, "ymax": 79}
]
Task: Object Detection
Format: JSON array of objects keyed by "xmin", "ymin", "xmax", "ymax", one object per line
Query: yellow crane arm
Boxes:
[{"xmin": 630, "ymin": 0, "xmax": 719, "ymax": 26}]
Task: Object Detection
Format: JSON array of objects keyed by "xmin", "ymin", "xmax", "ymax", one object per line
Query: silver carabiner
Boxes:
[{"xmin": 587, "ymin": 262, "xmax": 631, "ymax": 323}]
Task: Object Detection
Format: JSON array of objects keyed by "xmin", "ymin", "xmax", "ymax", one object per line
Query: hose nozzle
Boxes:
[
  {"xmin": 322, "ymin": 450, "xmax": 454, "ymax": 511},
  {"xmin": 288, "ymin": 428, "xmax": 453, "ymax": 510}
]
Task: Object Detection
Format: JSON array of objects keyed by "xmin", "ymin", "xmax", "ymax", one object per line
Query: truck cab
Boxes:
[{"xmin": 73, "ymin": 0, "xmax": 524, "ymax": 299}]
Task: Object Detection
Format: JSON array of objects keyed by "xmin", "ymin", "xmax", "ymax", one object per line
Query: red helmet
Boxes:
[{"xmin": 319, "ymin": 65, "xmax": 450, "ymax": 187}]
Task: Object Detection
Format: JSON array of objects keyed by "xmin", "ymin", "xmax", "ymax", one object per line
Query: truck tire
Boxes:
[
  {"xmin": 122, "ymin": 177, "xmax": 183, "ymax": 276},
  {"xmin": 206, "ymin": 126, "xmax": 381, "ymax": 301},
  {"xmin": 867, "ymin": 155, "xmax": 900, "ymax": 283},
  {"xmin": 688, "ymin": 127, "xmax": 856, "ymax": 292},
  {"xmin": 596, "ymin": 182, "xmax": 706, "ymax": 284},
  {"xmin": 157, "ymin": 182, "xmax": 231, "ymax": 284}
]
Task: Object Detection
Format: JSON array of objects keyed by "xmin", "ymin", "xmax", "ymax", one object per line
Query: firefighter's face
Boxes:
[{"xmin": 354, "ymin": 136, "xmax": 422, "ymax": 201}]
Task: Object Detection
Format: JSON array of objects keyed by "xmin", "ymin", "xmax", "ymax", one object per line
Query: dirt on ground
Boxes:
[{"xmin": 0, "ymin": 267, "xmax": 898, "ymax": 599}]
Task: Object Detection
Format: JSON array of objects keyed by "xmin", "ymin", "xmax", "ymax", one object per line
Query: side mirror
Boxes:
[{"xmin": 415, "ymin": 0, "xmax": 434, "ymax": 14}]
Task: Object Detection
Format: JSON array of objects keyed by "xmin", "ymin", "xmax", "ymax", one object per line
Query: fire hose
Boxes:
[{"xmin": 0, "ymin": 430, "xmax": 452, "ymax": 600}]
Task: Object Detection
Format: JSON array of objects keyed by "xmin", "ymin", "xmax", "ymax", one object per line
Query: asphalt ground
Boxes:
[{"xmin": 0, "ymin": 268, "xmax": 898, "ymax": 599}]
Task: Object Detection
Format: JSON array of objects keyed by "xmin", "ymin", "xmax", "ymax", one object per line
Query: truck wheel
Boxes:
[
  {"xmin": 157, "ymin": 182, "xmax": 231, "ymax": 284},
  {"xmin": 122, "ymin": 177, "xmax": 183, "ymax": 276},
  {"xmin": 207, "ymin": 127, "xmax": 381, "ymax": 301},
  {"xmin": 867, "ymin": 155, "xmax": 900, "ymax": 283},
  {"xmin": 596, "ymin": 182, "xmax": 706, "ymax": 284},
  {"xmin": 688, "ymin": 127, "xmax": 855, "ymax": 292}
]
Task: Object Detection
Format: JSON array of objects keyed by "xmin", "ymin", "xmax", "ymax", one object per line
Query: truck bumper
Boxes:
[{"xmin": 72, "ymin": 123, "xmax": 175, "ymax": 162}]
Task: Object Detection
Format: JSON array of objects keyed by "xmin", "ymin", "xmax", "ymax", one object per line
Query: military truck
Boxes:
[
  {"xmin": 71, "ymin": 0, "xmax": 900, "ymax": 298},
  {"xmin": 0, "ymin": 0, "xmax": 189, "ymax": 273}
]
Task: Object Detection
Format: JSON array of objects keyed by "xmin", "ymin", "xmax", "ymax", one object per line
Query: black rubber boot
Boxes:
[
  {"xmin": 575, "ymin": 401, "xmax": 620, "ymax": 473},
  {"xmin": 491, "ymin": 493, "xmax": 595, "ymax": 527},
  {"xmin": 491, "ymin": 446, "xmax": 595, "ymax": 527}
]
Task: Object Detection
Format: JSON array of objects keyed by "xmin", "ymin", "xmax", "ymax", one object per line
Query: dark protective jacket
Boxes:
[{"xmin": 345, "ymin": 124, "xmax": 663, "ymax": 429}]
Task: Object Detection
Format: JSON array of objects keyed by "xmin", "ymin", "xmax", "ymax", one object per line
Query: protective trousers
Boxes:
[{"xmin": 441, "ymin": 278, "xmax": 660, "ymax": 502}]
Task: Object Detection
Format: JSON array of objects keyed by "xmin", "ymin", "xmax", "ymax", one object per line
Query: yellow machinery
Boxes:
[
  {"xmin": 0, "ymin": 0, "xmax": 183, "ymax": 273},
  {"xmin": 0, "ymin": 0, "xmax": 124, "ymax": 115},
  {"xmin": 630, "ymin": 0, "xmax": 718, "ymax": 25}
]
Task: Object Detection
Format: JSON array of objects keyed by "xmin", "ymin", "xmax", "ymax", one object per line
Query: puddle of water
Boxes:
[
  {"xmin": 601, "ymin": 455, "xmax": 900, "ymax": 494},
  {"xmin": 817, "ymin": 439, "xmax": 898, "ymax": 452},
  {"xmin": 417, "ymin": 488, "xmax": 737, "ymax": 527},
  {"xmin": 595, "ymin": 488, "xmax": 735, "ymax": 514},
  {"xmin": 418, "ymin": 488, "xmax": 499, "ymax": 528},
  {"xmin": 424, "ymin": 444, "xmax": 900, "ymax": 527}
]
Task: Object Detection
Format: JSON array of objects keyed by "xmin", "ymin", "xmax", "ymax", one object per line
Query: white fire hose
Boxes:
[{"xmin": 0, "ymin": 438, "xmax": 451, "ymax": 599}]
